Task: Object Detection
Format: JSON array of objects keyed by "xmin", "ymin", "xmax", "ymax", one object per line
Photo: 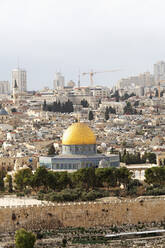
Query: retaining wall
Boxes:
[{"xmin": 0, "ymin": 197, "xmax": 164, "ymax": 232}]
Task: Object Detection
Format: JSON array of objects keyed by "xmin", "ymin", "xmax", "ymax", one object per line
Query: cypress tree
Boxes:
[
  {"xmin": 105, "ymin": 107, "xmax": 109, "ymax": 120},
  {"xmin": 89, "ymin": 110, "xmax": 94, "ymax": 121}
]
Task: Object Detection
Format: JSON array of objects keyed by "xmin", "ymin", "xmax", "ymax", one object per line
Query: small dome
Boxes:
[
  {"xmin": 67, "ymin": 80, "xmax": 75, "ymax": 87},
  {"xmin": 0, "ymin": 108, "xmax": 8, "ymax": 115},
  {"xmin": 62, "ymin": 122, "xmax": 96, "ymax": 145}
]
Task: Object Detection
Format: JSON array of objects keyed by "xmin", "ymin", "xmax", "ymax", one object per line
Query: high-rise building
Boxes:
[
  {"xmin": 154, "ymin": 61, "xmax": 165, "ymax": 82},
  {"xmin": 0, "ymin": 81, "xmax": 10, "ymax": 94},
  {"xmin": 116, "ymin": 72, "xmax": 154, "ymax": 90},
  {"xmin": 53, "ymin": 72, "xmax": 65, "ymax": 90},
  {"xmin": 12, "ymin": 68, "xmax": 27, "ymax": 92}
]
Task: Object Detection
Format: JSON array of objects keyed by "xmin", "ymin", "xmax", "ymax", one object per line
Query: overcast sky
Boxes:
[{"xmin": 0, "ymin": 0, "xmax": 165, "ymax": 90}]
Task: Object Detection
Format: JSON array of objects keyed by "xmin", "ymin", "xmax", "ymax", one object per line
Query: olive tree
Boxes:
[{"xmin": 15, "ymin": 228, "xmax": 36, "ymax": 248}]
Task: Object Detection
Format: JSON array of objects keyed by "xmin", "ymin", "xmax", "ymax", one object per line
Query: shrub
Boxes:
[
  {"xmin": 15, "ymin": 228, "xmax": 36, "ymax": 248},
  {"xmin": 24, "ymin": 188, "xmax": 31, "ymax": 196},
  {"xmin": 145, "ymin": 187, "xmax": 165, "ymax": 196},
  {"xmin": 36, "ymin": 232, "xmax": 43, "ymax": 239},
  {"xmin": 16, "ymin": 192, "xmax": 25, "ymax": 197},
  {"xmin": 36, "ymin": 188, "xmax": 110, "ymax": 202},
  {"xmin": 37, "ymin": 193, "xmax": 44, "ymax": 200}
]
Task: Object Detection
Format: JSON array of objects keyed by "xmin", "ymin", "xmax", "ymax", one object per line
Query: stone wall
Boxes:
[
  {"xmin": 0, "ymin": 197, "xmax": 165, "ymax": 232},
  {"xmin": 0, "ymin": 156, "xmax": 38, "ymax": 171}
]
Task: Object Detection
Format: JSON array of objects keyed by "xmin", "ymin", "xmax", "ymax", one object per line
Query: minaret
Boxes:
[{"xmin": 13, "ymin": 80, "xmax": 19, "ymax": 105}]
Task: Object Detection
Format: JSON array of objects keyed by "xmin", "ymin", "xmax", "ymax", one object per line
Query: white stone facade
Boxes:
[
  {"xmin": 53, "ymin": 72, "xmax": 65, "ymax": 89},
  {"xmin": 0, "ymin": 81, "xmax": 10, "ymax": 94},
  {"xmin": 12, "ymin": 68, "xmax": 27, "ymax": 92},
  {"xmin": 154, "ymin": 61, "xmax": 165, "ymax": 82}
]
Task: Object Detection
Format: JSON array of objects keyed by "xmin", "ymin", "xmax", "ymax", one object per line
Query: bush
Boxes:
[
  {"xmin": 16, "ymin": 192, "xmax": 25, "ymax": 197},
  {"xmin": 127, "ymin": 179, "xmax": 142, "ymax": 196},
  {"xmin": 36, "ymin": 232, "xmax": 43, "ymax": 239},
  {"xmin": 145, "ymin": 186, "xmax": 165, "ymax": 196},
  {"xmin": 48, "ymin": 189, "xmax": 81, "ymax": 202},
  {"xmin": 81, "ymin": 190, "xmax": 109, "ymax": 201},
  {"xmin": 38, "ymin": 189, "xmax": 47, "ymax": 194},
  {"xmin": 24, "ymin": 188, "xmax": 31, "ymax": 196},
  {"xmin": 37, "ymin": 193, "xmax": 44, "ymax": 200},
  {"xmin": 37, "ymin": 188, "xmax": 109, "ymax": 202},
  {"xmin": 15, "ymin": 228, "xmax": 36, "ymax": 248},
  {"xmin": 62, "ymin": 238, "xmax": 67, "ymax": 247}
]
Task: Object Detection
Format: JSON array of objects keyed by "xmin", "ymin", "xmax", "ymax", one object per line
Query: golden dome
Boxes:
[{"xmin": 62, "ymin": 122, "xmax": 96, "ymax": 145}]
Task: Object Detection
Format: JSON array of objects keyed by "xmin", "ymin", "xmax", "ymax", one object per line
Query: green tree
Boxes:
[
  {"xmin": 11, "ymin": 108, "xmax": 17, "ymax": 113},
  {"xmin": 65, "ymin": 100, "xmax": 74, "ymax": 113},
  {"xmin": 14, "ymin": 168, "xmax": 33, "ymax": 191},
  {"xmin": 52, "ymin": 101, "xmax": 57, "ymax": 112},
  {"xmin": 0, "ymin": 169, "xmax": 6, "ymax": 191},
  {"xmin": 122, "ymin": 141, "xmax": 127, "ymax": 148},
  {"xmin": 31, "ymin": 166, "xmax": 49, "ymax": 191},
  {"xmin": 43, "ymin": 99, "xmax": 47, "ymax": 111},
  {"xmin": 122, "ymin": 93, "xmax": 129, "ymax": 100},
  {"xmin": 146, "ymin": 153, "xmax": 156, "ymax": 164},
  {"xmin": 15, "ymin": 228, "xmax": 36, "ymax": 248},
  {"xmin": 112, "ymin": 90, "xmax": 120, "ymax": 101},
  {"xmin": 44, "ymin": 100, "xmax": 74, "ymax": 113},
  {"xmin": 109, "ymin": 106, "xmax": 116, "ymax": 114},
  {"xmin": 123, "ymin": 152, "xmax": 130, "ymax": 165},
  {"xmin": 123, "ymin": 101, "xmax": 137, "ymax": 115},
  {"xmin": 134, "ymin": 101, "xmax": 139, "ymax": 107},
  {"xmin": 122, "ymin": 151, "xmax": 144, "ymax": 165},
  {"xmin": 142, "ymin": 152, "xmax": 156, "ymax": 164},
  {"xmin": 62, "ymin": 238, "xmax": 67, "ymax": 247},
  {"xmin": 81, "ymin": 99, "xmax": 89, "ymax": 108},
  {"xmin": 145, "ymin": 167, "xmax": 165, "ymax": 186},
  {"xmin": 88, "ymin": 110, "xmax": 94, "ymax": 121},
  {"xmin": 105, "ymin": 107, "xmax": 109, "ymax": 120},
  {"xmin": 155, "ymin": 89, "xmax": 159, "ymax": 97},
  {"xmin": 117, "ymin": 167, "xmax": 132, "ymax": 189},
  {"xmin": 127, "ymin": 179, "xmax": 142, "ymax": 196},
  {"xmin": 119, "ymin": 152, "xmax": 122, "ymax": 162},
  {"xmin": 32, "ymin": 168, "xmax": 71, "ymax": 191},
  {"xmin": 6, "ymin": 174, "xmax": 13, "ymax": 193},
  {"xmin": 56, "ymin": 171, "xmax": 71, "ymax": 190},
  {"xmin": 95, "ymin": 168, "xmax": 106, "ymax": 187},
  {"xmin": 95, "ymin": 168, "xmax": 117, "ymax": 188},
  {"xmin": 46, "ymin": 171, "xmax": 58, "ymax": 190},
  {"xmin": 72, "ymin": 168, "xmax": 96, "ymax": 190},
  {"xmin": 47, "ymin": 144, "xmax": 55, "ymax": 156},
  {"xmin": 106, "ymin": 167, "xmax": 118, "ymax": 187}
]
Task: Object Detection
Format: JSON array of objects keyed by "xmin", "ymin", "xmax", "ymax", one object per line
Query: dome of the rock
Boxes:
[{"xmin": 62, "ymin": 122, "xmax": 96, "ymax": 145}]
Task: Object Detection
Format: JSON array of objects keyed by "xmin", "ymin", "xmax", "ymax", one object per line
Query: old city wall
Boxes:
[{"xmin": 0, "ymin": 197, "xmax": 165, "ymax": 232}]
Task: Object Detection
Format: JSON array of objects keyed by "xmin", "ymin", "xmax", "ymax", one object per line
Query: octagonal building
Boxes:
[{"xmin": 39, "ymin": 122, "xmax": 119, "ymax": 171}]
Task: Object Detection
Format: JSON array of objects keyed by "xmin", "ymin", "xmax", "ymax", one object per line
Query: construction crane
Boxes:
[{"xmin": 82, "ymin": 69, "xmax": 120, "ymax": 86}]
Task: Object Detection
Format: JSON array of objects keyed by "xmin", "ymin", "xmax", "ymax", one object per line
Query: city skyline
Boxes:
[
  {"xmin": 6, "ymin": 59, "xmax": 165, "ymax": 91},
  {"xmin": 0, "ymin": 0, "xmax": 165, "ymax": 89}
]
